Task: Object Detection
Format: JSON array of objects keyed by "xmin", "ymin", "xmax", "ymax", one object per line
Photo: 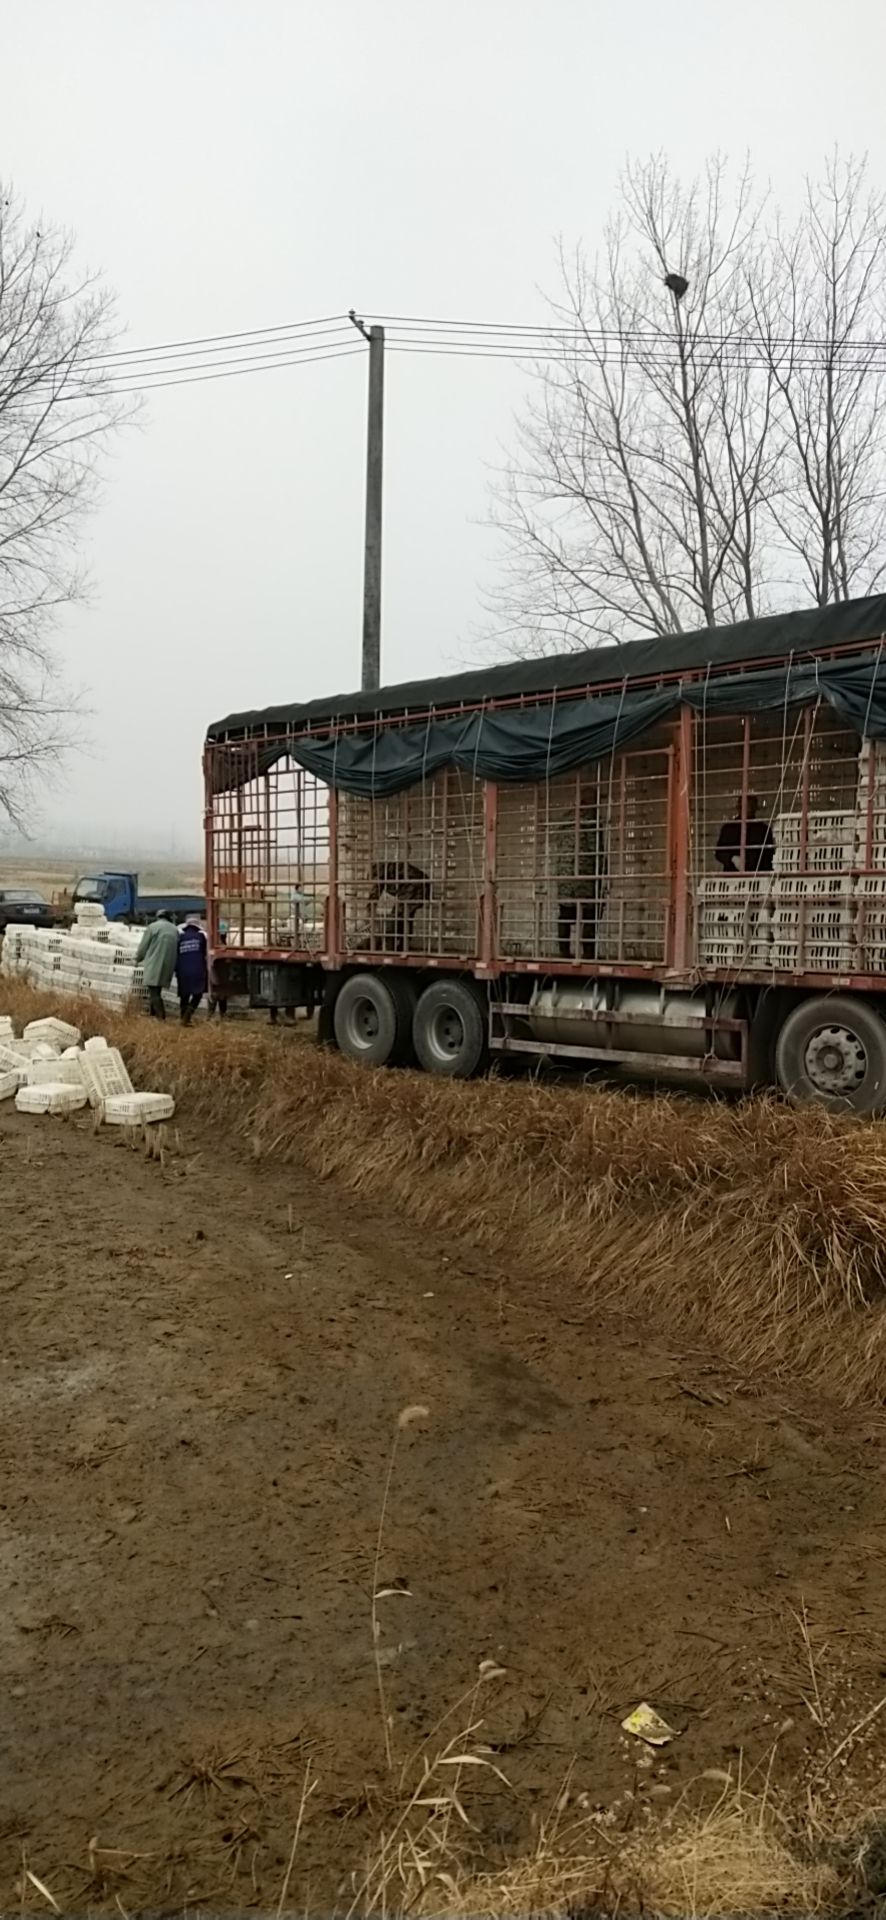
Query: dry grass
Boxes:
[
  {"xmin": 8, "ymin": 977, "xmax": 886, "ymax": 1407},
  {"xmin": 342, "ymin": 1734, "xmax": 876, "ymax": 1918},
  {"xmin": 436, "ymin": 1783, "xmax": 844, "ymax": 1918}
]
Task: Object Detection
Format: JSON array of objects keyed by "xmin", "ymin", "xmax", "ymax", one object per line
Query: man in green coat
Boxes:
[{"xmin": 135, "ymin": 911, "xmax": 180, "ymax": 1020}]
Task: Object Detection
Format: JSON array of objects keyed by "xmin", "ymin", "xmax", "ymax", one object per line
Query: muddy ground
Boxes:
[{"xmin": 2, "ymin": 1090, "xmax": 886, "ymax": 1910}]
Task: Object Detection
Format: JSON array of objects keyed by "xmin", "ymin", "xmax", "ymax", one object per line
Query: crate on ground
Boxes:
[
  {"xmin": 2, "ymin": 919, "xmax": 145, "ymax": 1008},
  {"xmin": 23, "ymin": 1015, "xmax": 81, "ymax": 1049},
  {"xmin": 28, "ymin": 1056, "xmax": 86, "ymax": 1088},
  {"xmin": 0, "ymin": 1068, "xmax": 20, "ymax": 1101},
  {"xmin": 15, "ymin": 1082, "xmax": 88, "ymax": 1115},
  {"xmin": 79, "ymin": 1046, "xmax": 133, "ymax": 1108},
  {"xmin": 101, "ymin": 1091, "xmax": 174, "ymax": 1126}
]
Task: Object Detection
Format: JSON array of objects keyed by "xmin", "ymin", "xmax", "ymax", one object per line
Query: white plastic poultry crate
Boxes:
[
  {"xmin": 23, "ymin": 1016, "xmax": 81, "ymax": 1049},
  {"xmin": 15, "ymin": 1082, "xmax": 88, "ymax": 1115},
  {"xmin": 698, "ymin": 935, "xmax": 774, "ymax": 968},
  {"xmin": 28, "ymin": 1057, "xmax": 86, "ymax": 1088},
  {"xmin": 101, "ymin": 1092, "xmax": 174, "ymax": 1126},
  {"xmin": 696, "ymin": 875, "xmax": 773, "ymax": 967},
  {"xmin": 0, "ymin": 1068, "xmax": 20, "ymax": 1101},
  {"xmin": 774, "ymin": 810, "xmax": 856, "ymax": 875},
  {"xmin": 772, "ymin": 940, "xmax": 858, "ymax": 972},
  {"xmin": 80, "ymin": 1047, "xmax": 133, "ymax": 1108}
]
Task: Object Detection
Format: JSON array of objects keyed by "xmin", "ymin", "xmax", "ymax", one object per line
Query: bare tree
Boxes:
[
  {"xmin": 0, "ymin": 186, "xmax": 129, "ymax": 821},
  {"xmin": 752, "ymin": 154, "xmax": 886, "ymax": 605},
  {"xmin": 492, "ymin": 156, "xmax": 777, "ymax": 651},
  {"xmin": 491, "ymin": 152, "xmax": 886, "ymax": 654}
]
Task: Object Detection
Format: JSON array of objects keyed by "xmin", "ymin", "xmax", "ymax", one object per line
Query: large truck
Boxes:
[{"xmin": 204, "ymin": 595, "xmax": 886, "ymax": 1113}]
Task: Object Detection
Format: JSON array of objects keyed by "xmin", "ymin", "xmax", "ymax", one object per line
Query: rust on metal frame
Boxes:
[
  {"xmin": 670, "ymin": 711, "xmax": 692, "ymax": 970},
  {"xmin": 479, "ymin": 780, "xmax": 498, "ymax": 973}
]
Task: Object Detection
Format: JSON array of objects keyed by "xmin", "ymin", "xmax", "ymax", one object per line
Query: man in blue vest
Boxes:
[{"xmin": 175, "ymin": 914, "xmax": 209, "ymax": 1025}]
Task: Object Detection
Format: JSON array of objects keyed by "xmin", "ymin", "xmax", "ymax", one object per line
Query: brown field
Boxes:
[
  {"xmin": 2, "ymin": 978, "xmax": 886, "ymax": 1914},
  {"xmin": 0, "ymin": 854, "xmax": 203, "ymax": 900}
]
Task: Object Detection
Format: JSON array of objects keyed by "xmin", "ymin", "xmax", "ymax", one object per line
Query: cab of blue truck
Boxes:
[
  {"xmin": 70, "ymin": 871, "xmax": 205, "ymax": 924},
  {"xmin": 70, "ymin": 872, "xmax": 134, "ymax": 918}
]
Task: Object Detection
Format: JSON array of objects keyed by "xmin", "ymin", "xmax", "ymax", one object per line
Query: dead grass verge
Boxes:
[
  {"xmin": 7, "ymin": 978, "xmax": 886, "ymax": 1408},
  {"xmin": 437, "ymin": 1784, "xmax": 846, "ymax": 1917},
  {"xmin": 6, "ymin": 979, "xmax": 886, "ymax": 1913}
]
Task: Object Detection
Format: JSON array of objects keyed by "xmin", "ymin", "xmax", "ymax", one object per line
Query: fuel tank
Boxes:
[{"xmin": 527, "ymin": 980, "xmax": 742, "ymax": 1060}]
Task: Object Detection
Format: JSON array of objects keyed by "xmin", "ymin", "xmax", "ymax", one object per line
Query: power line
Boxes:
[
  {"xmin": 99, "ymin": 336, "xmax": 360, "ymax": 388},
  {"xmin": 41, "ymin": 341, "xmax": 366, "ymax": 400},
  {"xmin": 33, "ymin": 305, "xmax": 886, "ymax": 372},
  {"xmin": 14, "ymin": 302, "xmax": 886, "ymax": 403},
  {"xmin": 101, "ymin": 341, "xmax": 366, "ymax": 396},
  {"xmin": 372, "ymin": 311, "xmax": 886, "ymax": 354},
  {"xmin": 82, "ymin": 312, "xmax": 351, "ymax": 367},
  {"xmin": 80, "ymin": 324, "xmax": 354, "ymax": 377},
  {"xmin": 384, "ymin": 340, "xmax": 886, "ymax": 379}
]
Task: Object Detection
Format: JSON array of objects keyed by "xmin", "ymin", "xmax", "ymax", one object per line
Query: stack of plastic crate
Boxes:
[
  {"xmin": 854, "ymin": 873, "xmax": 886, "ymax": 973},
  {"xmin": 772, "ymin": 811, "xmax": 856, "ymax": 970},
  {"xmin": 696, "ymin": 875, "xmax": 773, "ymax": 969},
  {"xmin": 0, "ymin": 917, "xmax": 152, "ymax": 1009},
  {"xmin": 856, "ymin": 742, "xmax": 886, "ymax": 868},
  {"xmin": 773, "ymin": 810, "xmax": 856, "ymax": 876},
  {"xmin": 771, "ymin": 875, "xmax": 857, "ymax": 972}
]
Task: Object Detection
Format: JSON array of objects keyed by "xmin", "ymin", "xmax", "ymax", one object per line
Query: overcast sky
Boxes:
[{"xmin": 4, "ymin": 0, "xmax": 886, "ymax": 851}]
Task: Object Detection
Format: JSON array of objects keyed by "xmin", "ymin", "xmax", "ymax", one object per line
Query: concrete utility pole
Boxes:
[{"xmin": 348, "ymin": 309, "xmax": 385, "ymax": 692}]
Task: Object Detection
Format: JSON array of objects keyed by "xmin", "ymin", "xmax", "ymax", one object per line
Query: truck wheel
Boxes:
[
  {"xmin": 333, "ymin": 972, "xmax": 415, "ymax": 1068},
  {"xmin": 413, "ymin": 979, "xmax": 488, "ymax": 1078},
  {"xmin": 774, "ymin": 995, "xmax": 886, "ymax": 1114}
]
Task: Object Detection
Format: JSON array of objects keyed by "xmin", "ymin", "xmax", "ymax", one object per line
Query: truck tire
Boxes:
[
  {"xmin": 333, "ymin": 971, "xmax": 415, "ymax": 1068},
  {"xmin": 774, "ymin": 995, "xmax": 886, "ymax": 1114},
  {"xmin": 413, "ymin": 978, "xmax": 488, "ymax": 1078}
]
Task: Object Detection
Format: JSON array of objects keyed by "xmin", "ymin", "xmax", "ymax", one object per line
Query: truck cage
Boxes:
[{"xmin": 204, "ymin": 596, "xmax": 886, "ymax": 1006}]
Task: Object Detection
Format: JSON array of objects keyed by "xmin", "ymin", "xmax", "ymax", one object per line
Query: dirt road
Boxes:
[{"xmin": 3, "ymin": 1098, "xmax": 886, "ymax": 1909}]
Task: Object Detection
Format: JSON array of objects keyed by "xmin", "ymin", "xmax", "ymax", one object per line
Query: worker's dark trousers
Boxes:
[
  {"xmin": 147, "ymin": 987, "xmax": 166, "ymax": 1020},
  {"xmin": 179, "ymin": 992, "xmax": 202, "ymax": 1026}
]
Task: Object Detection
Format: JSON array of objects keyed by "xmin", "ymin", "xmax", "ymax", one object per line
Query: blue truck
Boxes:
[{"xmin": 69, "ymin": 871, "xmax": 205, "ymax": 925}]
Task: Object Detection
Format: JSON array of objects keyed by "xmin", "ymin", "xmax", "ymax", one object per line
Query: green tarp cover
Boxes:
[
  {"xmin": 208, "ymin": 592, "xmax": 886, "ymax": 741},
  {"xmin": 214, "ymin": 650, "xmax": 886, "ymax": 798}
]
